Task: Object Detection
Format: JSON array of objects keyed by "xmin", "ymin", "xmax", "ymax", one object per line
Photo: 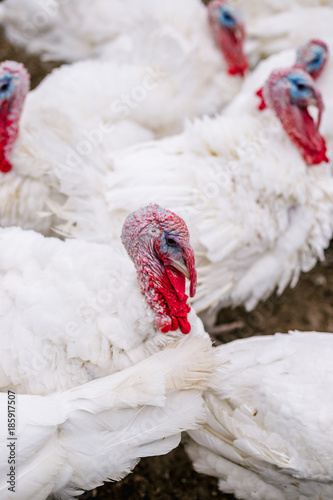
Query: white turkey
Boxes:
[
  {"xmin": 254, "ymin": 39, "xmax": 333, "ymax": 159},
  {"xmin": 0, "ymin": 203, "xmax": 215, "ymax": 498},
  {"xmin": 0, "ymin": 1, "xmax": 248, "ymax": 136},
  {"xmin": 49, "ymin": 67, "xmax": 333, "ymax": 327},
  {"xmin": 22, "ymin": 6, "xmax": 246, "ymax": 142},
  {"xmin": 0, "ymin": 0, "xmax": 247, "ymax": 101},
  {"xmin": 0, "ymin": 204, "xmax": 209, "ymax": 392},
  {"xmin": 0, "ymin": 0, "xmax": 248, "ymax": 231},
  {"xmin": 0, "ymin": 0, "xmax": 218, "ymax": 62},
  {"xmin": 224, "ymin": 36, "xmax": 333, "ymax": 165},
  {"xmin": 186, "ymin": 330, "xmax": 333, "ymax": 500},
  {"xmin": 19, "ymin": 1, "xmax": 247, "ymax": 144}
]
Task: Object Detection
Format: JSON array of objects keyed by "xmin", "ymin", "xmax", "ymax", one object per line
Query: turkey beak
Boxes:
[
  {"xmin": 234, "ymin": 25, "xmax": 244, "ymax": 42},
  {"xmin": 170, "ymin": 257, "xmax": 190, "ymax": 280},
  {"xmin": 310, "ymin": 86, "xmax": 324, "ymax": 129},
  {"xmin": 170, "ymin": 245, "xmax": 197, "ymax": 298}
]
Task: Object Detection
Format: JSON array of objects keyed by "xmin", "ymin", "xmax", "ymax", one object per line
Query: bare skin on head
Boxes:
[
  {"xmin": 0, "ymin": 61, "xmax": 30, "ymax": 174},
  {"xmin": 208, "ymin": 0, "xmax": 248, "ymax": 77},
  {"xmin": 256, "ymin": 39, "xmax": 329, "ymax": 110},
  {"xmin": 121, "ymin": 204, "xmax": 197, "ymax": 335}
]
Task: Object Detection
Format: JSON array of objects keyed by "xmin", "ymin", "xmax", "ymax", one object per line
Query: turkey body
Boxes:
[
  {"xmin": 0, "ymin": 0, "xmax": 221, "ymax": 62},
  {"xmin": 0, "ymin": 205, "xmax": 215, "ymax": 499},
  {"xmin": 0, "ymin": 0, "xmax": 244, "ymax": 124}
]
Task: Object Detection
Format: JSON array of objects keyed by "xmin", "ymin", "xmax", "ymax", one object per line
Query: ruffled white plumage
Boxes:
[
  {"xmin": 0, "ymin": 0, "xmax": 135, "ymax": 62},
  {"xmin": 186, "ymin": 331, "xmax": 333, "ymax": 500},
  {"xmin": 1, "ymin": 335, "xmax": 213, "ymax": 499},
  {"xmin": 49, "ymin": 111, "xmax": 333, "ymax": 324}
]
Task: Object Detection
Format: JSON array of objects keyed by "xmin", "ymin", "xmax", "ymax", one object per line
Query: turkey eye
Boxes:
[
  {"xmin": 311, "ymin": 56, "xmax": 321, "ymax": 64},
  {"xmin": 0, "ymin": 82, "xmax": 9, "ymax": 92},
  {"xmin": 166, "ymin": 238, "xmax": 177, "ymax": 247},
  {"xmin": 221, "ymin": 9, "xmax": 235, "ymax": 25},
  {"xmin": 296, "ymin": 83, "xmax": 306, "ymax": 91},
  {"xmin": 224, "ymin": 12, "xmax": 234, "ymax": 21}
]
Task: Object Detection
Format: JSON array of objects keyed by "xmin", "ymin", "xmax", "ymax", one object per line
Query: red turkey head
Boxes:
[
  {"xmin": 0, "ymin": 61, "xmax": 30, "ymax": 173},
  {"xmin": 294, "ymin": 39, "xmax": 329, "ymax": 80},
  {"xmin": 263, "ymin": 67, "xmax": 328, "ymax": 165},
  {"xmin": 121, "ymin": 204, "xmax": 197, "ymax": 334},
  {"xmin": 208, "ymin": 0, "xmax": 248, "ymax": 77},
  {"xmin": 256, "ymin": 39, "xmax": 329, "ymax": 110}
]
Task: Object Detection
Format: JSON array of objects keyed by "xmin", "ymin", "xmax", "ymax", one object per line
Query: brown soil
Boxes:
[{"xmin": 1, "ymin": 21, "xmax": 333, "ymax": 500}]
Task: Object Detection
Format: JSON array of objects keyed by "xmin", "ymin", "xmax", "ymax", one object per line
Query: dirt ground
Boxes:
[{"xmin": 2, "ymin": 21, "xmax": 333, "ymax": 500}]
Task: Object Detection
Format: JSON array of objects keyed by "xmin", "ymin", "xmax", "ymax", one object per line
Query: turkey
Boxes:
[
  {"xmin": 0, "ymin": 204, "xmax": 209, "ymax": 393},
  {"xmin": 0, "ymin": 7, "xmax": 247, "ymax": 231},
  {"xmin": 100, "ymin": 0, "xmax": 247, "ymax": 77},
  {"xmin": 0, "ymin": 0, "xmax": 218, "ymax": 62},
  {"xmin": 22, "ymin": 7, "xmax": 246, "ymax": 143},
  {"xmin": 224, "ymin": 36, "xmax": 333, "ymax": 159},
  {"xmin": 0, "ymin": 59, "xmax": 86, "ymax": 235},
  {"xmin": 0, "ymin": 0, "xmax": 247, "ymax": 114},
  {"xmin": 0, "ymin": 0, "xmax": 248, "ymax": 135},
  {"xmin": 50, "ymin": 67, "xmax": 333, "ymax": 327},
  {"xmin": 21, "ymin": 0, "xmax": 247, "ymax": 144},
  {"xmin": 186, "ymin": 331, "xmax": 333, "ymax": 500},
  {"xmin": 0, "ymin": 204, "xmax": 216, "ymax": 498}
]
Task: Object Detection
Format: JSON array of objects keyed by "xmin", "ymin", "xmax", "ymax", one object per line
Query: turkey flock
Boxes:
[{"xmin": 0, "ymin": 0, "xmax": 333, "ymax": 499}]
